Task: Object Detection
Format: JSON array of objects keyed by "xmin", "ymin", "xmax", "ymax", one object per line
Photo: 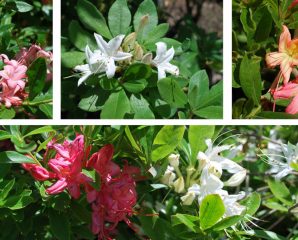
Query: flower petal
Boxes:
[
  {"xmin": 107, "ymin": 34, "xmax": 125, "ymax": 55},
  {"xmin": 286, "ymin": 94, "xmax": 298, "ymax": 114},
  {"xmin": 94, "ymin": 33, "xmax": 109, "ymax": 55},
  {"xmin": 113, "ymin": 51, "xmax": 132, "ymax": 61},
  {"xmin": 105, "ymin": 58, "xmax": 116, "ymax": 78},
  {"xmin": 266, "ymin": 52, "xmax": 286, "ymax": 68},
  {"xmin": 279, "ymin": 25, "xmax": 292, "ymax": 53}
]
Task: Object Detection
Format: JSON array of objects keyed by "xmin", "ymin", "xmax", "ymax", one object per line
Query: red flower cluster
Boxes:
[
  {"xmin": 22, "ymin": 135, "xmax": 140, "ymax": 240},
  {"xmin": 86, "ymin": 144, "xmax": 139, "ymax": 240}
]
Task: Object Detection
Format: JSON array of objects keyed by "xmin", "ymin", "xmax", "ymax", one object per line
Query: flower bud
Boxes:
[
  {"xmin": 168, "ymin": 154, "xmax": 180, "ymax": 168},
  {"xmin": 137, "ymin": 15, "xmax": 149, "ymax": 33},
  {"xmin": 123, "ymin": 32, "xmax": 137, "ymax": 51},
  {"xmin": 161, "ymin": 166, "xmax": 176, "ymax": 186},
  {"xmin": 181, "ymin": 192, "xmax": 196, "ymax": 205},
  {"xmin": 173, "ymin": 176, "xmax": 185, "ymax": 193},
  {"xmin": 134, "ymin": 43, "xmax": 144, "ymax": 60},
  {"xmin": 142, "ymin": 53, "xmax": 152, "ymax": 64},
  {"xmin": 148, "ymin": 166, "xmax": 157, "ymax": 177},
  {"xmin": 224, "ymin": 170, "xmax": 246, "ymax": 187}
]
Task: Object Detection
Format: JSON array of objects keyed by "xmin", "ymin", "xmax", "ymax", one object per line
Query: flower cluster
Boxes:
[
  {"xmin": 266, "ymin": 25, "xmax": 298, "ymax": 114},
  {"xmin": 0, "ymin": 45, "xmax": 52, "ymax": 108},
  {"xmin": 161, "ymin": 139, "xmax": 247, "ymax": 218},
  {"xmin": 22, "ymin": 135, "xmax": 140, "ymax": 240},
  {"xmin": 75, "ymin": 32, "xmax": 179, "ymax": 86}
]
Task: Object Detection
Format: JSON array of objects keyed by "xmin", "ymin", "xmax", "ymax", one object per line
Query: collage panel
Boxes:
[
  {"xmin": 0, "ymin": 0, "xmax": 53, "ymax": 119},
  {"xmin": 61, "ymin": 0, "xmax": 223, "ymax": 119},
  {"xmin": 232, "ymin": 0, "xmax": 298, "ymax": 119},
  {"xmin": 0, "ymin": 125, "xmax": 297, "ymax": 239}
]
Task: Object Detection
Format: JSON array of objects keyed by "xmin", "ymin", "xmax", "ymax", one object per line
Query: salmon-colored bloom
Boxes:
[
  {"xmin": 273, "ymin": 81, "xmax": 298, "ymax": 114},
  {"xmin": 266, "ymin": 25, "xmax": 298, "ymax": 84}
]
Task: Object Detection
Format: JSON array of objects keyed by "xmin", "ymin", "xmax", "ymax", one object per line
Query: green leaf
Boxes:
[
  {"xmin": 78, "ymin": 88, "xmax": 109, "ymax": 112},
  {"xmin": 188, "ymin": 126, "xmax": 215, "ymax": 164},
  {"xmin": 39, "ymin": 104, "xmax": 53, "ymax": 119},
  {"xmin": 0, "ymin": 179, "xmax": 15, "ymax": 200},
  {"xmin": 23, "ymin": 126, "xmax": 55, "ymax": 138},
  {"xmin": 68, "ymin": 20, "xmax": 97, "ymax": 51},
  {"xmin": 0, "ymin": 130, "xmax": 12, "ymax": 140},
  {"xmin": 15, "ymin": 1, "xmax": 33, "ymax": 12},
  {"xmin": 241, "ymin": 192, "xmax": 261, "ymax": 216},
  {"xmin": 267, "ymin": 178, "xmax": 293, "ymax": 206},
  {"xmin": 1, "ymin": 189, "xmax": 33, "ymax": 210},
  {"xmin": 145, "ymin": 23, "xmax": 169, "ymax": 44},
  {"xmin": 61, "ymin": 51, "xmax": 86, "ymax": 68},
  {"xmin": 0, "ymin": 107, "xmax": 16, "ymax": 119},
  {"xmin": 133, "ymin": 0, "xmax": 158, "ymax": 41},
  {"xmin": 193, "ymin": 106, "xmax": 223, "ymax": 119},
  {"xmin": 49, "ymin": 210, "xmax": 71, "ymax": 240},
  {"xmin": 101, "ymin": 90, "xmax": 131, "ymax": 119},
  {"xmin": 188, "ymin": 70, "xmax": 209, "ymax": 111},
  {"xmin": 123, "ymin": 63, "xmax": 152, "ymax": 81},
  {"xmin": 171, "ymin": 214, "xmax": 199, "ymax": 232},
  {"xmin": 239, "ymin": 54, "xmax": 262, "ymax": 106},
  {"xmin": 256, "ymin": 111, "xmax": 298, "ymax": 119},
  {"xmin": 123, "ymin": 79, "xmax": 148, "ymax": 93},
  {"xmin": 199, "ymin": 194, "xmax": 225, "ymax": 230},
  {"xmin": 157, "ymin": 77, "xmax": 188, "ymax": 108},
  {"xmin": 241, "ymin": 230, "xmax": 287, "ymax": 240},
  {"xmin": 151, "ymin": 126, "xmax": 185, "ymax": 162},
  {"xmin": 0, "ymin": 151, "xmax": 36, "ymax": 164},
  {"xmin": 108, "ymin": 0, "xmax": 131, "ymax": 37},
  {"xmin": 27, "ymin": 58, "xmax": 47, "ymax": 100},
  {"xmin": 210, "ymin": 215, "xmax": 243, "ymax": 231},
  {"xmin": 199, "ymin": 80, "xmax": 223, "ymax": 109},
  {"xmin": 77, "ymin": 0, "xmax": 112, "ymax": 39},
  {"xmin": 130, "ymin": 94, "xmax": 155, "ymax": 119}
]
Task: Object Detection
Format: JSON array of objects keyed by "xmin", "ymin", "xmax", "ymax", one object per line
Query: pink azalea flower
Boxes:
[
  {"xmin": 290, "ymin": 0, "xmax": 298, "ymax": 9},
  {"xmin": 86, "ymin": 144, "xmax": 140, "ymax": 240},
  {"xmin": 46, "ymin": 135, "xmax": 92, "ymax": 199},
  {"xmin": 15, "ymin": 44, "xmax": 53, "ymax": 81},
  {"xmin": 0, "ymin": 58, "xmax": 27, "ymax": 91},
  {"xmin": 266, "ymin": 25, "xmax": 298, "ymax": 84},
  {"xmin": 22, "ymin": 163, "xmax": 56, "ymax": 181},
  {"xmin": 273, "ymin": 81, "xmax": 298, "ymax": 114}
]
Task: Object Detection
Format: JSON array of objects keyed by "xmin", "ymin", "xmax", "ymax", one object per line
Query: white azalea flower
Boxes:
[
  {"xmin": 74, "ymin": 34, "xmax": 132, "ymax": 86},
  {"xmin": 267, "ymin": 143, "xmax": 298, "ymax": 179},
  {"xmin": 94, "ymin": 33, "xmax": 132, "ymax": 78},
  {"xmin": 198, "ymin": 139, "xmax": 247, "ymax": 187},
  {"xmin": 220, "ymin": 190, "xmax": 246, "ymax": 217},
  {"xmin": 152, "ymin": 42, "xmax": 179, "ymax": 80},
  {"xmin": 74, "ymin": 45, "xmax": 106, "ymax": 86}
]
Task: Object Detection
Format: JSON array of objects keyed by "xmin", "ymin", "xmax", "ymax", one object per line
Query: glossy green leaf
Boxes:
[
  {"xmin": 0, "ymin": 151, "xmax": 36, "ymax": 164},
  {"xmin": 1, "ymin": 189, "xmax": 33, "ymax": 210},
  {"xmin": 241, "ymin": 192, "xmax": 261, "ymax": 216},
  {"xmin": 108, "ymin": 0, "xmax": 131, "ymax": 37},
  {"xmin": 267, "ymin": 179, "xmax": 292, "ymax": 206},
  {"xmin": 27, "ymin": 58, "xmax": 47, "ymax": 100},
  {"xmin": 199, "ymin": 194, "xmax": 225, "ymax": 230},
  {"xmin": 77, "ymin": 0, "xmax": 112, "ymax": 39},
  {"xmin": 101, "ymin": 90, "xmax": 131, "ymax": 119},
  {"xmin": 130, "ymin": 94, "xmax": 155, "ymax": 119},
  {"xmin": 0, "ymin": 108, "xmax": 15, "ymax": 119},
  {"xmin": 49, "ymin": 210, "xmax": 71, "ymax": 240},
  {"xmin": 133, "ymin": 0, "xmax": 158, "ymax": 41},
  {"xmin": 15, "ymin": 1, "xmax": 33, "ymax": 12},
  {"xmin": 23, "ymin": 126, "xmax": 55, "ymax": 138},
  {"xmin": 171, "ymin": 214, "xmax": 199, "ymax": 232},
  {"xmin": 61, "ymin": 51, "xmax": 85, "ymax": 68},
  {"xmin": 151, "ymin": 126, "xmax": 185, "ymax": 162},
  {"xmin": 157, "ymin": 77, "xmax": 188, "ymax": 108},
  {"xmin": 39, "ymin": 104, "xmax": 53, "ymax": 119},
  {"xmin": 193, "ymin": 106, "xmax": 223, "ymax": 119},
  {"xmin": 210, "ymin": 215, "xmax": 243, "ymax": 231},
  {"xmin": 239, "ymin": 54, "xmax": 262, "ymax": 106}
]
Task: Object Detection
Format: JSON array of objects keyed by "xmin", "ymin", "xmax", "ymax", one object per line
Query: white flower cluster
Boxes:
[
  {"xmin": 74, "ymin": 33, "xmax": 179, "ymax": 86},
  {"xmin": 161, "ymin": 139, "xmax": 247, "ymax": 217}
]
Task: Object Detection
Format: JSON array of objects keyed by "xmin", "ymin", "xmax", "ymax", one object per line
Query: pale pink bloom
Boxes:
[
  {"xmin": 0, "ymin": 59, "xmax": 27, "ymax": 92},
  {"xmin": 46, "ymin": 135, "xmax": 92, "ymax": 199},
  {"xmin": 22, "ymin": 163, "xmax": 56, "ymax": 181},
  {"xmin": 266, "ymin": 25, "xmax": 298, "ymax": 84},
  {"xmin": 16, "ymin": 44, "xmax": 53, "ymax": 81},
  {"xmin": 273, "ymin": 82, "xmax": 298, "ymax": 114}
]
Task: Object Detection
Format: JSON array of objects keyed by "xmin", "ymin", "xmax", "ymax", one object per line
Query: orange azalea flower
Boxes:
[{"xmin": 266, "ymin": 25, "xmax": 298, "ymax": 84}]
